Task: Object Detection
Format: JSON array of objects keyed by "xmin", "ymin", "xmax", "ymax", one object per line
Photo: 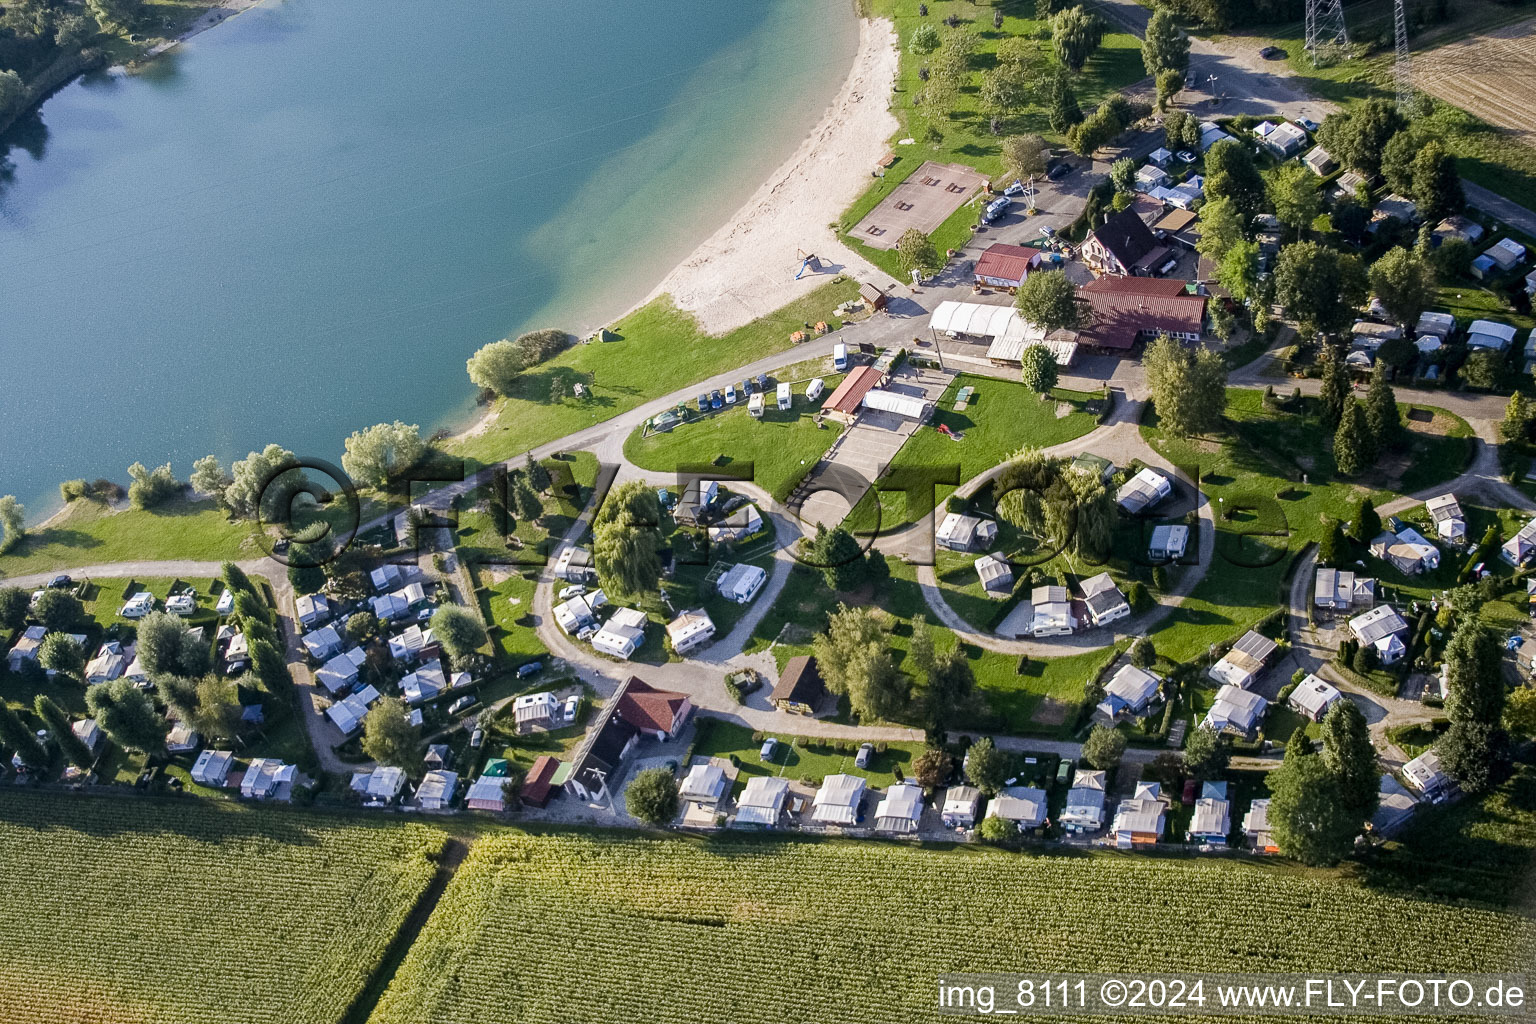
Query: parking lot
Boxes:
[{"xmin": 850, "ymin": 160, "xmax": 987, "ymax": 250}]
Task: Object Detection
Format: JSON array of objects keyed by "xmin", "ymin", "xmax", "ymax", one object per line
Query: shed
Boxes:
[
  {"xmin": 940, "ymin": 785, "xmax": 982, "ymax": 828},
  {"xmin": 859, "ymin": 282, "xmax": 888, "ymax": 311},
  {"xmin": 772, "ymin": 655, "xmax": 826, "ymax": 715}
]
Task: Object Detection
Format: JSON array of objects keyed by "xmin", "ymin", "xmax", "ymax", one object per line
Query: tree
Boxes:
[
  {"xmin": 1333, "ymin": 400, "xmax": 1374, "ymax": 476},
  {"xmin": 32, "ymin": 589, "xmax": 85, "ymax": 633},
  {"xmin": 923, "ymin": 648, "xmax": 977, "ymax": 734},
  {"xmin": 1216, "ymin": 241, "xmax": 1260, "ymax": 306},
  {"xmin": 36, "ymin": 696, "xmax": 92, "ymax": 768},
  {"xmin": 1052, "ymin": 6, "xmax": 1105, "ymax": 70},
  {"xmin": 1317, "ymin": 349, "xmax": 1350, "ymax": 432},
  {"xmin": 1141, "ymin": 8, "xmax": 1190, "ymax": 74},
  {"xmin": 1014, "ymin": 270, "xmax": 1081, "ymax": 332},
  {"xmin": 87, "ymin": 0, "xmax": 141, "ymax": 36},
  {"xmin": 430, "ymin": 605, "xmax": 487, "ymax": 666},
  {"xmin": 524, "ymin": 452, "xmax": 552, "ymax": 493},
  {"xmin": 249, "ymin": 637, "xmax": 291, "ymax": 696},
  {"xmin": 1437, "ymin": 720, "xmax": 1501, "ymax": 794},
  {"xmin": 1461, "ymin": 349, "xmax": 1502, "ymax": 390},
  {"xmin": 1203, "ymin": 139, "xmax": 1265, "ymax": 221},
  {"xmin": 38, "ymin": 633, "xmax": 85, "ymax": 680},
  {"xmin": 1267, "ymin": 163, "xmax": 1320, "ymax": 237},
  {"xmin": 1267, "ymin": 750, "xmax": 1359, "ymax": 865},
  {"xmin": 127, "ymin": 461, "xmax": 181, "ymax": 510},
  {"xmin": 133, "ymin": 610, "xmax": 194, "ymax": 676},
  {"xmin": 1129, "ymin": 637, "xmax": 1156, "ymax": 669},
  {"xmin": 1274, "ymin": 242, "xmax": 1368, "ymax": 338},
  {"xmin": 1332, "ymin": 197, "xmax": 1370, "ymax": 244},
  {"xmin": 1082, "ymin": 723, "xmax": 1127, "ymax": 770},
  {"xmin": 592, "ymin": 482, "xmax": 662, "ymax": 598},
  {"xmin": 1000, "ymin": 135, "xmax": 1050, "ymax": 185},
  {"xmin": 1144, "ymin": 335, "xmax": 1227, "ymax": 437},
  {"xmin": 909, "ymin": 22, "xmax": 941, "ymax": 53},
  {"xmin": 1019, "ymin": 345, "xmax": 1059, "ymax": 394},
  {"xmin": 1154, "ymin": 69, "xmax": 1183, "ymax": 112},
  {"xmin": 0, "ymin": 703, "xmax": 47, "ymax": 768},
  {"xmin": 190, "ymin": 455, "xmax": 230, "ymax": 500},
  {"xmin": 341, "ymin": 421, "xmax": 427, "ymax": 488},
  {"xmin": 908, "ymin": 614, "xmax": 937, "ymax": 685},
  {"xmin": 964, "ymin": 736, "xmax": 1009, "ymax": 796},
  {"xmin": 1501, "ymin": 392, "xmax": 1535, "ymax": 444},
  {"xmin": 186, "ymin": 675, "xmax": 246, "ymax": 744},
  {"xmin": 978, "ymin": 814, "xmax": 1017, "ymax": 843},
  {"xmin": 895, "ymin": 228, "xmax": 940, "ymax": 279},
  {"xmin": 362, "ymin": 697, "xmax": 421, "ymax": 769},
  {"xmin": 1351, "ymin": 497, "xmax": 1381, "ymax": 543},
  {"xmin": 593, "ymin": 479, "xmax": 661, "ymax": 531},
  {"xmin": 807, "ymin": 524, "xmax": 867, "ymax": 592},
  {"xmin": 1363, "ymin": 363, "xmax": 1400, "ymax": 450},
  {"xmin": 911, "ymin": 747, "xmax": 954, "ymax": 788},
  {"xmin": 812, "ymin": 605, "xmax": 908, "ymax": 722},
  {"xmin": 980, "ymin": 64, "xmax": 1031, "ymax": 115},
  {"xmin": 1377, "ymin": 334, "xmax": 1416, "ymax": 372},
  {"xmin": 0, "ymin": 70, "xmax": 22, "ymax": 118},
  {"xmin": 0, "ymin": 587, "xmax": 28, "ymax": 631},
  {"xmin": 1109, "ymin": 156, "xmax": 1137, "ymax": 193},
  {"xmin": 512, "ymin": 476, "xmax": 543, "ymax": 524},
  {"xmin": 1318, "ymin": 516, "xmax": 1344, "ymax": 566},
  {"xmin": 346, "ymin": 610, "xmax": 379, "ymax": 645},
  {"xmin": 224, "ymin": 444, "xmax": 301, "ymax": 521},
  {"xmin": 1380, "ymin": 130, "xmax": 1420, "ymax": 196},
  {"xmin": 1319, "ymin": 699, "xmax": 1378, "ymax": 818},
  {"xmin": 1183, "ymin": 724, "xmax": 1229, "ymax": 778},
  {"xmin": 466, "ymin": 339, "xmax": 524, "ymax": 397},
  {"xmin": 85, "ymin": 680, "xmax": 167, "ymax": 754},
  {"xmin": 0, "ymin": 494, "xmax": 25, "ymax": 552},
  {"xmin": 1443, "ymin": 619, "xmax": 1505, "ymax": 726},
  {"xmin": 1046, "ymin": 68, "xmax": 1083, "ymax": 133},
  {"xmin": 627, "ymin": 767, "xmax": 680, "ymax": 825},
  {"xmin": 1316, "ymin": 99, "xmax": 1406, "ymax": 177},
  {"xmin": 1503, "ymin": 685, "xmax": 1536, "ymax": 738},
  {"xmin": 1411, "ymin": 140, "xmax": 1463, "ymax": 225},
  {"xmin": 1194, "ymin": 196, "xmax": 1245, "ymax": 267},
  {"xmin": 1369, "ymin": 246, "xmax": 1436, "ymax": 332}
]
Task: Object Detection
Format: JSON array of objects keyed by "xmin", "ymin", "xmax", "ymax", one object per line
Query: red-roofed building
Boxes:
[
  {"xmin": 615, "ymin": 676, "xmax": 693, "ymax": 740},
  {"xmin": 1083, "ymin": 208, "xmax": 1162, "ymax": 277},
  {"xmin": 521, "ymin": 755, "xmax": 560, "ymax": 808},
  {"xmin": 973, "ymin": 243, "xmax": 1041, "ymax": 291},
  {"xmin": 820, "ymin": 364, "xmax": 887, "ymax": 424},
  {"xmin": 1078, "ymin": 277, "xmax": 1207, "ymax": 351}
]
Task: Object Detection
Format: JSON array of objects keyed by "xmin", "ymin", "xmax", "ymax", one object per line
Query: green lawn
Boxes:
[
  {"xmin": 691, "ymin": 718, "xmax": 924, "ymax": 792},
  {"xmin": 470, "ymin": 564, "xmax": 545, "ymax": 670},
  {"xmin": 446, "ymin": 281, "xmax": 859, "ymax": 470},
  {"xmin": 622, "ymin": 374, "xmax": 846, "ymax": 503},
  {"xmin": 0, "ymin": 497, "xmax": 259, "ymax": 578},
  {"xmin": 1434, "ymin": 282, "xmax": 1536, "ymax": 333},
  {"xmin": 846, "ymin": 378, "xmax": 1102, "ymax": 534},
  {"xmin": 455, "ymin": 452, "xmax": 599, "ymax": 567}
]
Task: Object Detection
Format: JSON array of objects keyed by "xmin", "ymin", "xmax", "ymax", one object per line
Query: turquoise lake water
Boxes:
[{"xmin": 0, "ymin": 0, "xmax": 857, "ymax": 516}]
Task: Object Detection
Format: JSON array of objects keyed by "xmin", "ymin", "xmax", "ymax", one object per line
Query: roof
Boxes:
[
  {"xmin": 1149, "ymin": 523, "xmax": 1188, "ymax": 553},
  {"xmin": 988, "ymin": 785, "xmax": 1047, "ymax": 825},
  {"xmin": 1402, "ymin": 748, "xmax": 1452, "ymax": 794},
  {"xmin": 822, "ymin": 365, "xmax": 886, "ymax": 417},
  {"xmin": 812, "ymin": 774, "xmax": 867, "ymax": 824},
  {"xmin": 1291, "ymin": 673, "xmax": 1341, "ymax": 717},
  {"xmin": 615, "ymin": 676, "xmax": 689, "ymax": 734},
  {"xmin": 1203, "ymin": 683, "xmax": 1268, "ymax": 733},
  {"xmin": 874, "ymin": 782, "xmax": 924, "ymax": 826},
  {"xmin": 772, "ymin": 655, "xmax": 826, "ymax": 707},
  {"xmin": 1426, "ymin": 493, "xmax": 1463, "ymax": 523},
  {"xmin": 1151, "ymin": 208, "xmax": 1197, "ymax": 234},
  {"xmin": 930, "ymin": 300, "xmax": 1018, "ymax": 338},
  {"xmin": 680, "ymin": 763, "xmax": 728, "ymax": 802},
  {"xmin": 1104, "ymin": 664, "xmax": 1160, "ymax": 711},
  {"xmin": 666, "ymin": 608, "xmax": 715, "ymax": 646},
  {"xmin": 974, "ymin": 243, "xmax": 1041, "ymax": 283},
  {"xmin": 1189, "ymin": 796, "xmax": 1231, "ymax": 838},
  {"xmin": 465, "ymin": 774, "xmax": 506, "ymax": 806},
  {"xmin": 942, "ymin": 785, "xmax": 981, "ymax": 814},
  {"xmin": 416, "ymin": 770, "xmax": 458, "ymax": 805},
  {"xmin": 1372, "ymin": 774, "xmax": 1419, "ymax": 834},
  {"xmin": 976, "ymin": 553, "xmax": 1013, "ymax": 588},
  {"xmin": 736, "ymin": 775, "xmax": 790, "ymax": 824},
  {"xmin": 516, "ymin": 756, "xmax": 558, "ymax": 806},
  {"xmin": 1116, "ymin": 466, "xmax": 1171, "ymax": 512},
  {"xmin": 1350, "ymin": 605, "xmax": 1409, "ymax": 645},
  {"xmin": 1080, "ymin": 276, "xmax": 1206, "ymax": 350},
  {"xmin": 1088, "ymin": 208, "xmax": 1159, "ymax": 271},
  {"xmin": 1113, "ymin": 796, "xmax": 1167, "ymax": 835},
  {"xmin": 1467, "ymin": 319, "xmax": 1518, "ymax": 349},
  {"xmin": 1231, "ymin": 629, "xmax": 1278, "ymax": 665},
  {"xmin": 717, "ymin": 562, "xmax": 767, "ymax": 599}
]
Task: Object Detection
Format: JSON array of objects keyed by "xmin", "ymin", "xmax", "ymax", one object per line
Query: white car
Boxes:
[
  {"xmin": 562, "ymin": 694, "xmax": 580, "ymax": 723},
  {"xmin": 559, "ymin": 585, "xmax": 587, "ymax": 601},
  {"xmin": 724, "ymin": 384, "xmax": 737, "ymax": 405}
]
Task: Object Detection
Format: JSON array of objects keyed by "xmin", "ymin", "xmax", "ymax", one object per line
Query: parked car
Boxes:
[
  {"xmin": 1174, "ymin": 150, "xmax": 1196, "ymax": 163},
  {"xmin": 448, "ymin": 695, "xmax": 476, "ymax": 715},
  {"xmin": 225, "ymin": 659, "xmax": 249, "ymax": 676},
  {"xmin": 1259, "ymin": 45, "xmax": 1281, "ymax": 59},
  {"xmin": 469, "ymin": 728, "xmax": 485, "ymax": 750},
  {"xmin": 516, "ymin": 660, "xmax": 543, "ymax": 679},
  {"xmin": 47, "ymin": 575, "xmax": 72, "ymax": 589},
  {"xmin": 559, "ymin": 585, "xmax": 587, "ymax": 601},
  {"xmin": 760, "ymin": 737, "xmax": 780, "ymax": 763},
  {"xmin": 724, "ymin": 384, "xmax": 737, "ymax": 405},
  {"xmin": 697, "ymin": 393, "xmax": 709, "ymax": 412},
  {"xmin": 755, "ymin": 373, "xmax": 769, "ymax": 391},
  {"xmin": 1296, "ymin": 116, "xmax": 1320, "ymax": 133},
  {"xmin": 983, "ymin": 196, "xmax": 1011, "ymax": 223},
  {"xmin": 1002, "ymin": 179, "xmax": 1025, "ymax": 196},
  {"xmin": 1047, "ymin": 162, "xmax": 1072, "ymax": 181},
  {"xmin": 709, "ymin": 390, "xmax": 723, "ymax": 410},
  {"xmin": 562, "ymin": 694, "xmax": 580, "ymax": 723},
  {"xmin": 855, "ymin": 742, "xmax": 874, "ymax": 769}
]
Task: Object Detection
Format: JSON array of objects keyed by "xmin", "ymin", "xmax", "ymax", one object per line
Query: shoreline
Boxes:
[
  {"xmin": 134, "ymin": 0, "xmax": 268, "ymax": 64},
  {"xmin": 453, "ymin": 15, "xmax": 899, "ymax": 444}
]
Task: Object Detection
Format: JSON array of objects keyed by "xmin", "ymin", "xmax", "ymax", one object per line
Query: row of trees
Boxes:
[{"xmin": 1, "ymin": 0, "xmax": 143, "ymax": 119}]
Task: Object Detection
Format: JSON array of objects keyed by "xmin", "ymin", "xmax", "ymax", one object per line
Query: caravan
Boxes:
[
  {"xmin": 832, "ymin": 343, "xmax": 848, "ymax": 371},
  {"xmin": 805, "ymin": 377, "xmax": 825, "ymax": 401},
  {"xmin": 748, "ymin": 392, "xmax": 765, "ymax": 418},
  {"xmin": 776, "ymin": 382, "xmax": 791, "ymax": 411}
]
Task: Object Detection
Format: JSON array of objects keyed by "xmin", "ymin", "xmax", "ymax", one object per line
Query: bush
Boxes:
[{"xmin": 59, "ymin": 479, "xmax": 91, "ymax": 503}]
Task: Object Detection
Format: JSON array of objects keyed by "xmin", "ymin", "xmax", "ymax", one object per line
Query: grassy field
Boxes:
[
  {"xmin": 365, "ymin": 828, "xmax": 1535, "ymax": 1024},
  {"xmin": 691, "ymin": 719, "xmax": 925, "ymax": 792},
  {"xmin": 846, "ymin": 377, "xmax": 1102, "ymax": 533},
  {"xmin": 844, "ymin": 0, "xmax": 1147, "ymax": 277},
  {"xmin": 471, "ymin": 564, "xmax": 545, "ymax": 670},
  {"xmin": 446, "ymin": 282, "xmax": 859, "ymax": 470},
  {"xmin": 622, "ymin": 373, "xmax": 846, "ymax": 503},
  {"xmin": 0, "ymin": 497, "xmax": 258, "ymax": 578},
  {"xmin": 0, "ymin": 792, "xmax": 446, "ymax": 1024}
]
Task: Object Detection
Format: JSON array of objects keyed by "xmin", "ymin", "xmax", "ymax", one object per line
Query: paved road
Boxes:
[{"xmin": 1464, "ymin": 180, "xmax": 1536, "ymax": 238}]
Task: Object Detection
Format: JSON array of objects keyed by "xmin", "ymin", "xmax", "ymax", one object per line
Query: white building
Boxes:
[
  {"xmin": 1060, "ymin": 769, "xmax": 1107, "ymax": 832},
  {"xmin": 1466, "ymin": 319, "xmax": 1518, "ymax": 351},
  {"xmin": 1349, "ymin": 605, "xmax": 1410, "ymax": 665},
  {"xmin": 987, "ymin": 785, "xmax": 1047, "ymax": 830},
  {"xmin": 1097, "ymin": 664, "xmax": 1161, "ymax": 721},
  {"xmin": 240, "ymin": 759, "xmax": 299, "ymax": 801},
  {"xmin": 873, "ymin": 782, "xmax": 924, "ymax": 834},
  {"xmin": 400, "ymin": 660, "xmax": 449, "ymax": 705},
  {"xmin": 1402, "ymin": 748, "xmax": 1456, "ymax": 803},
  {"xmin": 1313, "ymin": 567, "xmax": 1375, "ymax": 611},
  {"xmin": 1080, "ymin": 572, "xmax": 1131, "ymax": 627},
  {"xmin": 416, "ymin": 770, "xmax": 459, "ymax": 811},
  {"xmin": 707, "ymin": 504, "xmax": 764, "ymax": 545},
  {"xmin": 1207, "ymin": 630, "xmax": 1278, "ymax": 689},
  {"xmin": 1029, "ymin": 585, "xmax": 1076, "ymax": 637},
  {"xmin": 975, "ymin": 553, "xmax": 1013, "ymax": 597},
  {"xmin": 301, "ymin": 624, "xmax": 343, "ymax": 661},
  {"xmin": 294, "ymin": 593, "xmax": 330, "ymax": 629},
  {"xmin": 666, "ymin": 609, "xmax": 716, "ymax": 656},
  {"xmin": 1502, "ymin": 517, "xmax": 1536, "ymax": 566},
  {"xmin": 1424, "ymin": 493, "xmax": 1466, "ymax": 543},
  {"xmin": 940, "ymin": 785, "xmax": 981, "ymax": 829},
  {"xmin": 735, "ymin": 775, "xmax": 791, "ymax": 827},
  {"xmin": 1148, "ymin": 524, "xmax": 1188, "ymax": 561},
  {"xmin": 679, "ymin": 763, "xmax": 729, "ymax": 812},
  {"xmin": 353, "ymin": 765, "xmax": 407, "ymax": 805},
  {"xmin": 936, "ymin": 512, "xmax": 998, "ymax": 552},
  {"xmin": 326, "ymin": 684, "xmax": 381, "ymax": 735},
  {"xmin": 513, "ymin": 691, "xmax": 559, "ymax": 731},
  {"xmin": 716, "ymin": 563, "xmax": 767, "ymax": 605},
  {"xmin": 1289, "ymin": 673, "xmax": 1343, "ymax": 722},
  {"xmin": 811, "ymin": 774, "xmax": 867, "ymax": 826},
  {"xmin": 1115, "ymin": 467, "xmax": 1172, "ymax": 514},
  {"xmin": 592, "ymin": 607, "xmax": 648, "ymax": 660},
  {"xmin": 1202, "ymin": 684, "xmax": 1268, "ymax": 737},
  {"xmin": 190, "ymin": 749, "xmax": 234, "ymax": 787},
  {"xmin": 314, "ymin": 647, "xmax": 368, "ymax": 696}
]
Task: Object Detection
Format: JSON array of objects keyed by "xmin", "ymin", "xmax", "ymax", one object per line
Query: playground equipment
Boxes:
[
  {"xmin": 936, "ymin": 423, "xmax": 965, "ymax": 441},
  {"xmin": 795, "ymin": 249, "xmax": 820, "ymax": 280}
]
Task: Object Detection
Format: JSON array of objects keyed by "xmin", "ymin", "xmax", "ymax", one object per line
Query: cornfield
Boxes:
[
  {"xmin": 369, "ymin": 832, "xmax": 1536, "ymax": 1024},
  {"xmin": 0, "ymin": 793, "xmax": 445, "ymax": 1024}
]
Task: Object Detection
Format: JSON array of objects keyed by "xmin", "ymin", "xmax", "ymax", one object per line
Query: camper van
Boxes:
[
  {"xmin": 776, "ymin": 382, "xmax": 791, "ymax": 411},
  {"xmin": 806, "ymin": 377, "xmax": 825, "ymax": 401},
  {"xmin": 748, "ymin": 392, "xmax": 765, "ymax": 418},
  {"xmin": 832, "ymin": 343, "xmax": 848, "ymax": 371}
]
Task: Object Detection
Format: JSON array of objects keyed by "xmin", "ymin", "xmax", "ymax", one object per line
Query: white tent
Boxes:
[
  {"xmin": 861, "ymin": 389, "xmax": 930, "ymax": 420},
  {"xmin": 929, "ymin": 300, "xmax": 1017, "ymax": 338}
]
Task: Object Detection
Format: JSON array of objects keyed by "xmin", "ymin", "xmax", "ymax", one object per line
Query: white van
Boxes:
[
  {"xmin": 776, "ymin": 382, "xmax": 791, "ymax": 410},
  {"xmin": 832, "ymin": 342, "xmax": 848, "ymax": 371},
  {"xmin": 748, "ymin": 392, "xmax": 765, "ymax": 418},
  {"xmin": 805, "ymin": 377, "xmax": 825, "ymax": 401}
]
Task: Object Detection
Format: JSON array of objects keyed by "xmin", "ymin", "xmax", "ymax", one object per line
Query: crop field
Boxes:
[
  {"xmin": 1414, "ymin": 18, "xmax": 1536, "ymax": 146},
  {"xmin": 368, "ymin": 832, "xmax": 1536, "ymax": 1024},
  {"xmin": 0, "ymin": 793, "xmax": 446, "ymax": 1024}
]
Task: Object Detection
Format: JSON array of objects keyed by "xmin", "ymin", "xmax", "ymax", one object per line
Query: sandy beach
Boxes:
[{"xmin": 644, "ymin": 17, "xmax": 900, "ymax": 335}]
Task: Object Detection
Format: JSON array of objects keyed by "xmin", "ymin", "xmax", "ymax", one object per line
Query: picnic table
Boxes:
[{"xmin": 954, "ymin": 385, "xmax": 975, "ymax": 411}]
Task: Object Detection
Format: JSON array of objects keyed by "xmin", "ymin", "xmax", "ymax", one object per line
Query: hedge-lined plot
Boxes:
[
  {"xmin": 0, "ymin": 793, "xmax": 446, "ymax": 1024},
  {"xmin": 368, "ymin": 832, "xmax": 1536, "ymax": 1024}
]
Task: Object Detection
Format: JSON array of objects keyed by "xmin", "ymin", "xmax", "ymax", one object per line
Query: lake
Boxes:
[{"xmin": 0, "ymin": 0, "xmax": 857, "ymax": 517}]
